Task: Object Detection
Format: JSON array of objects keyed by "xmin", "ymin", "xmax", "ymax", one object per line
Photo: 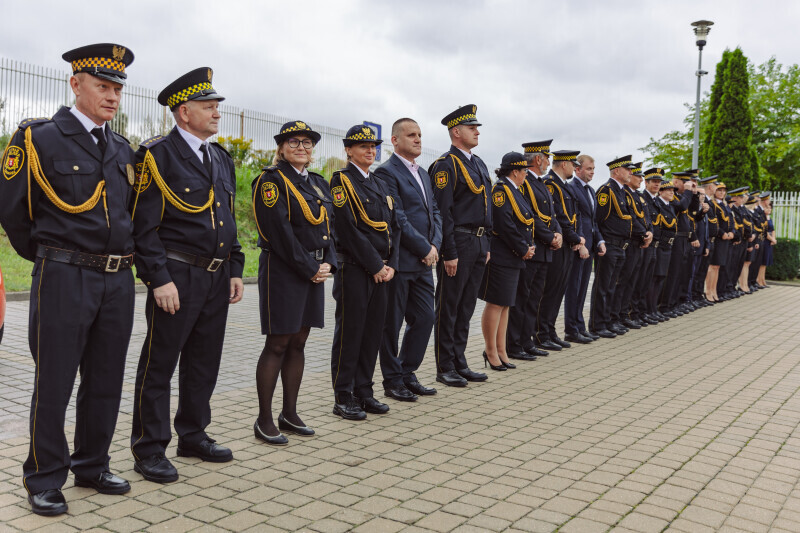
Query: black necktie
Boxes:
[
  {"xmin": 91, "ymin": 127, "xmax": 107, "ymax": 155},
  {"xmin": 200, "ymin": 144, "xmax": 212, "ymax": 176},
  {"xmin": 584, "ymin": 184, "xmax": 594, "ymax": 213}
]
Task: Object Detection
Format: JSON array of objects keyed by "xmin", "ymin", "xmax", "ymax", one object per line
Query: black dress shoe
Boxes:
[
  {"xmin": 75, "ymin": 471, "xmax": 131, "ymax": 495},
  {"xmin": 456, "ymin": 367, "xmax": 488, "ymax": 382},
  {"xmin": 134, "ymin": 453, "xmax": 179, "ymax": 483},
  {"xmin": 278, "ymin": 413, "xmax": 315, "ymax": 436},
  {"xmin": 177, "ymin": 437, "xmax": 233, "ymax": 463},
  {"xmin": 621, "ymin": 319, "xmax": 641, "ymax": 329},
  {"xmin": 508, "ymin": 351, "xmax": 537, "ymax": 361},
  {"xmin": 564, "ymin": 333, "xmax": 593, "ymax": 344},
  {"xmin": 333, "ymin": 392, "xmax": 367, "ymax": 420},
  {"xmin": 593, "ymin": 329, "xmax": 617, "ymax": 338},
  {"xmin": 581, "ymin": 330, "xmax": 600, "ymax": 340},
  {"xmin": 436, "ymin": 370, "xmax": 468, "ymax": 387},
  {"xmin": 384, "ymin": 386, "xmax": 417, "ymax": 402},
  {"xmin": 501, "ymin": 360, "xmax": 516, "ymax": 369},
  {"xmin": 254, "ymin": 420, "xmax": 289, "ymax": 445},
  {"xmin": 525, "ymin": 345, "xmax": 550, "ymax": 356},
  {"xmin": 609, "ymin": 325, "xmax": 627, "ymax": 335},
  {"xmin": 404, "ymin": 379, "xmax": 437, "ymax": 396},
  {"xmin": 357, "ymin": 396, "xmax": 390, "ymax": 414},
  {"xmin": 551, "ymin": 336, "xmax": 571, "ymax": 348},
  {"xmin": 28, "ymin": 489, "xmax": 67, "ymax": 516},
  {"xmin": 538, "ymin": 340, "xmax": 562, "ymax": 351}
]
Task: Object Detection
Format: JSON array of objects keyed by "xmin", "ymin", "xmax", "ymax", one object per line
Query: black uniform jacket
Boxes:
[
  {"xmin": 544, "ymin": 170, "xmax": 582, "ymax": 246},
  {"xmin": 626, "ymin": 186, "xmax": 649, "ymax": 244},
  {"xmin": 730, "ymin": 205, "xmax": 744, "ymax": 242},
  {"xmin": 595, "ymin": 178, "xmax": 635, "ymax": 241},
  {"xmin": 704, "ymin": 196, "xmax": 720, "ymax": 242},
  {"xmin": 654, "ymin": 196, "xmax": 678, "ymax": 246},
  {"xmin": 670, "ymin": 189, "xmax": 700, "ymax": 235},
  {"xmin": 522, "ymin": 171, "xmax": 562, "ymax": 263},
  {"xmin": 329, "ymin": 162, "xmax": 400, "ymax": 275},
  {"xmin": 713, "ymin": 199, "xmax": 734, "ymax": 236},
  {"xmin": 131, "ymin": 127, "xmax": 244, "ymax": 288},
  {"xmin": 252, "ymin": 160, "xmax": 337, "ymax": 281},
  {"xmin": 489, "ymin": 176, "xmax": 535, "ymax": 269},
  {"xmin": 0, "ymin": 107, "xmax": 135, "ymax": 261},
  {"xmin": 643, "ymin": 192, "xmax": 662, "ymax": 241},
  {"xmin": 429, "ymin": 146, "xmax": 492, "ymax": 260}
]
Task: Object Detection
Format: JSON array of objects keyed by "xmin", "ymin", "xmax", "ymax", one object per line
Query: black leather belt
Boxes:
[
  {"xmin": 659, "ymin": 237, "xmax": 675, "ymax": 246},
  {"xmin": 309, "ymin": 248, "xmax": 324, "ymax": 262},
  {"xmin": 454, "ymin": 226, "xmax": 486, "ymax": 237},
  {"xmin": 166, "ymin": 248, "xmax": 227, "ymax": 272},
  {"xmin": 710, "ymin": 237, "xmax": 716, "ymax": 243},
  {"xmin": 605, "ymin": 238, "xmax": 631, "ymax": 250},
  {"xmin": 36, "ymin": 244, "xmax": 133, "ymax": 273},
  {"xmin": 675, "ymin": 231, "xmax": 692, "ymax": 238},
  {"xmin": 337, "ymin": 253, "xmax": 387, "ymax": 265}
]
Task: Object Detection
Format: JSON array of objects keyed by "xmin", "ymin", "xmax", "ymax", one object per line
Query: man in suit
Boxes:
[
  {"xmin": 430, "ymin": 105, "xmax": 493, "ymax": 386},
  {"xmin": 376, "ymin": 118, "xmax": 457, "ymax": 396},
  {"xmin": 564, "ymin": 154, "xmax": 604, "ymax": 343}
]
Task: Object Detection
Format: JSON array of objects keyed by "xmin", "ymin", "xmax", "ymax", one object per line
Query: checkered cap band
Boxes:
[
  {"xmin": 72, "ymin": 57, "xmax": 126, "ymax": 74},
  {"xmin": 509, "ymin": 160, "xmax": 527, "ymax": 167},
  {"xmin": 553, "ymin": 154, "xmax": 578, "ymax": 162},
  {"xmin": 446, "ymin": 113, "xmax": 477, "ymax": 129},
  {"xmin": 166, "ymin": 82, "xmax": 213, "ymax": 108},
  {"xmin": 280, "ymin": 123, "xmax": 312, "ymax": 135},
  {"xmin": 345, "ymin": 130, "xmax": 379, "ymax": 142},
  {"xmin": 608, "ymin": 160, "xmax": 631, "ymax": 169},
  {"xmin": 644, "ymin": 171, "xmax": 662, "ymax": 179}
]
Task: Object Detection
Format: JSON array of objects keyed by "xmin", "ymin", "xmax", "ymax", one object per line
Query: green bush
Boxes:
[{"xmin": 766, "ymin": 238, "xmax": 800, "ymax": 280}]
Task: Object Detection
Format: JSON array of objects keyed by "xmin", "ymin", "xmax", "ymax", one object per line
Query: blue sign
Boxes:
[{"xmin": 363, "ymin": 121, "xmax": 382, "ymax": 161}]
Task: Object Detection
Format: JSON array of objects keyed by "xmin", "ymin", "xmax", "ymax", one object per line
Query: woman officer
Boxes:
[
  {"xmin": 479, "ymin": 152, "xmax": 535, "ymax": 371},
  {"xmin": 329, "ymin": 125, "xmax": 400, "ymax": 421},
  {"xmin": 652, "ymin": 179, "xmax": 678, "ymax": 319},
  {"xmin": 252, "ymin": 121, "xmax": 336, "ymax": 445}
]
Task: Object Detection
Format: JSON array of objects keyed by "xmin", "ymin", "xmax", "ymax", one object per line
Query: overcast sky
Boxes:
[{"xmin": 3, "ymin": 0, "xmax": 799, "ymax": 186}]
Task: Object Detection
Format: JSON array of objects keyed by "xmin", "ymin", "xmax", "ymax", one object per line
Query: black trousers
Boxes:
[
  {"xmin": 749, "ymin": 241, "xmax": 764, "ymax": 284},
  {"xmin": 661, "ymin": 237, "xmax": 689, "ymax": 309},
  {"xmin": 590, "ymin": 243, "xmax": 626, "ymax": 331},
  {"xmin": 564, "ymin": 253, "xmax": 592, "ymax": 336},
  {"xmin": 536, "ymin": 246, "xmax": 574, "ymax": 342},
  {"xmin": 648, "ymin": 275, "xmax": 666, "ymax": 314},
  {"xmin": 611, "ymin": 246, "xmax": 642, "ymax": 323},
  {"xmin": 379, "ymin": 269, "xmax": 434, "ymax": 388},
  {"xmin": 131, "ymin": 261, "xmax": 230, "ymax": 460},
  {"xmin": 434, "ymin": 234, "xmax": 488, "ymax": 373},
  {"xmin": 692, "ymin": 252, "xmax": 712, "ymax": 299},
  {"xmin": 24, "ymin": 259, "xmax": 134, "ymax": 494},
  {"xmin": 724, "ymin": 243, "xmax": 745, "ymax": 292},
  {"xmin": 507, "ymin": 260, "xmax": 547, "ymax": 352},
  {"xmin": 331, "ymin": 262, "xmax": 387, "ymax": 398},
  {"xmin": 631, "ymin": 246, "xmax": 656, "ymax": 319}
]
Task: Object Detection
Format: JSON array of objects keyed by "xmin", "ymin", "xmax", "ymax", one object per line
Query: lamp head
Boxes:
[{"xmin": 691, "ymin": 20, "xmax": 714, "ymax": 49}]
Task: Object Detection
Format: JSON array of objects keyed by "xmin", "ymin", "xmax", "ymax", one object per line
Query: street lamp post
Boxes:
[{"xmin": 691, "ymin": 20, "xmax": 714, "ymax": 169}]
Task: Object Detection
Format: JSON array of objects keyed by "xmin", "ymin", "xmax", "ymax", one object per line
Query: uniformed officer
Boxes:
[
  {"xmin": 506, "ymin": 140, "xmax": 562, "ymax": 359},
  {"xmin": 589, "ymin": 155, "xmax": 638, "ymax": 337},
  {"xmin": 330, "ymin": 125, "xmax": 400, "ymax": 420},
  {"xmin": 479, "ymin": 152, "xmax": 536, "ymax": 370},
  {"xmin": 537, "ymin": 150, "xmax": 585, "ymax": 349},
  {"xmin": 692, "ymin": 176, "xmax": 720, "ymax": 306},
  {"xmin": 251, "ymin": 121, "xmax": 336, "ymax": 445},
  {"xmin": 610, "ymin": 162, "xmax": 652, "ymax": 330},
  {"xmin": 0, "ymin": 43, "xmax": 136, "ymax": 516},
  {"xmin": 705, "ymin": 181, "xmax": 733, "ymax": 302},
  {"xmin": 728, "ymin": 186, "xmax": 752, "ymax": 295},
  {"xmin": 429, "ymin": 105, "xmax": 492, "ymax": 386},
  {"xmin": 650, "ymin": 179, "xmax": 679, "ymax": 319},
  {"xmin": 679, "ymin": 169, "xmax": 708, "ymax": 311},
  {"xmin": 130, "ymin": 68, "xmax": 244, "ymax": 483},
  {"xmin": 747, "ymin": 192, "xmax": 767, "ymax": 290},
  {"xmin": 718, "ymin": 192, "xmax": 743, "ymax": 300},
  {"xmin": 630, "ymin": 168, "xmax": 662, "ymax": 325}
]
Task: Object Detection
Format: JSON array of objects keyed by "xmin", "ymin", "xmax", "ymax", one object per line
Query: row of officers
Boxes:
[{"xmin": 0, "ymin": 43, "xmax": 774, "ymax": 517}]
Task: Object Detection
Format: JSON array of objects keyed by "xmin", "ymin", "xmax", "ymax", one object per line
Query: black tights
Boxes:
[{"xmin": 256, "ymin": 328, "xmax": 309, "ymax": 436}]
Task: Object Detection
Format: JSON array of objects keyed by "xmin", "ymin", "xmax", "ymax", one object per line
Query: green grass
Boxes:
[{"xmin": 0, "ymin": 233, "xmax": 34, "ymax": 292}]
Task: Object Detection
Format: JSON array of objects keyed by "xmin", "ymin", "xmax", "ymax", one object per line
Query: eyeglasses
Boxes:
[{"xmin": 287, "ymin": 138, "xmax": 314, "ymax": 149}]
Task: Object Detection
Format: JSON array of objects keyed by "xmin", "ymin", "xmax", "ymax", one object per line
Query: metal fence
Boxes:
[
  {"xmin": 770, "ymin": 191, "xmax": 800, "ymax": 240},
  {"xmin": 0, "ymin": 57, "xmax": 443, "ymax": 175}
]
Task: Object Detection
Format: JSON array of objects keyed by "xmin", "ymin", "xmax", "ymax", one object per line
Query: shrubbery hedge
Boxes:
[{"xmin": 766, "ymin": 238, "xmax": 800, "ymax": 280}]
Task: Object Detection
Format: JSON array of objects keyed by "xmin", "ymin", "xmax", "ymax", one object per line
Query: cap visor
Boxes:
[{"xmin": 90, "ymin": 72, "xmax": 126, "ymax": 86}]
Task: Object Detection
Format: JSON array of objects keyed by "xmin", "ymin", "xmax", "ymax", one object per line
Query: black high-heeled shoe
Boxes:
[
  {"xmin": 501, "ymin": 360, "xmax": 516, "ymax": 369},
  {"xmin": 483, "ymin": 351, "xmax": 506, "ymax": 371}
]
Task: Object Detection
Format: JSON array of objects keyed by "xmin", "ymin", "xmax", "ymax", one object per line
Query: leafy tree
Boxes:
[{"xmin": 699, "ymin": 50, "xmax": 730, "ymax": 168}]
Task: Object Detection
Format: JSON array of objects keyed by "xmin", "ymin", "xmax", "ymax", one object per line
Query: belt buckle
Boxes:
[
  {"xmin": 207, "ymin": 258, "xmax": 224, "ymax": 272},
  {"xmin": 668, "ymin": 237, "xmax": 674, "ymax": 245},
  {"xmin": 314, "ymin": 249, "xmax": 324, "ymax": 261},
  {"xmin": 654, "ymin": 242, "xmax": 659, "ymax": 248},
  {"xmin": 105, "ymin": 255, "xmax": 121, "ymax": 272},
  {"xmin": 475, "ymin": 227, "xmax": 485, "ymax": 237},
  {"xmin": 622, "ymin": 242, "xmax": 629, "ymax": 250}
]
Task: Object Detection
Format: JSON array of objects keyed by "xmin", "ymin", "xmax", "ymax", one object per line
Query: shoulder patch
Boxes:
[
  {"xmin": 597, "ymin": 193, "xmax": 609, "ymax": 207},
  {"xmin": 492, "ymin": 190, "xmax": 505, "ymax": 207},
  {"xmin": 546, "ymin": 183, "xmax": 555, "ymax": 195},
  {"xmin": 140, "ymin": 135, "xmax": 167, "ymax": 149},
  {"xmin": 435, "ymin": 171, "xmax": 448, "ymax": 189},
  {"xmin": 3, "ymin": 145, "xmax": 24, "ymax": 180},
  {"xmin": 331, "ymin": 186, "xmax": 347, "ymax": 207},
  {"xmin": 262, "ymin": 181, "xmax": 279, "ymax": 207},
  {"xmin": 134, "ymin": 161, "xmax": 151, "ymax": 192},
  {"xmin": 18, "ymin": 117, "xmax": 50, "ymax": 129}
]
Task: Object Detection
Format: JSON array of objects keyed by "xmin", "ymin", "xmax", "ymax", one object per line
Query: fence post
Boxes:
[{"xmin": 240, "ymin": 111, "xmax": 244, "ymax": 139}]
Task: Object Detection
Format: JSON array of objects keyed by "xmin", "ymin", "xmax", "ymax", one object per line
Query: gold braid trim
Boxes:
[
  {"xmin": 24, "ymin": 127, "xmax": 109, "ymax": 224},
  {"xmin": 627, "ymin": 190, "xmax": 644, "ymax": 218},
  {"xmin": 143, "ymin": 150, "xmax": 215, "ymax": 228},
  {"xmin": 549, "ymin": 179, "xmax": 577, "ymax": 225},
  {"xmin": 277, "ymin": 169, "xmax": 330, "ymax": 235},
  {"xmin": 502, "ymin": 185, "xmax": 534, "ymax": 231},
  {"xmin": 743, "ymin": 218, "xmax": 752, "ymax": 227},
  {"xmin": 713, "ymin": 201, "xmax": 729, "ymax": 222},
  {"xmin": 252, "ymin": 172, "xmax": 269, "ymax": 242},
  {"xmin": 449, "ymin": 154, "xmax": 487, "ymax": 215},
  {"xmin": 522, "ymin": 179, "xmax": 552, "ymax": 224},
  {"xmin": 339, "ymin": 173, "xmax": 388, "ymax": 232},
  {"xmin": 608, "ymin": 187, "xmax": 632, "ymax": 221},
  {"xmin": 655, "ymin": 213, "xmax": 677, "ymax": 228}
]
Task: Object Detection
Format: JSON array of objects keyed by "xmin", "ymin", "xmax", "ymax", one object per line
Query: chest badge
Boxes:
[
  {"xmin": 126, "ymin": 164, "xmax": 135, "ymax": 186},
  {"xmin": 387, "ymin": 196, "xmax": 393, "ymax": 210}
]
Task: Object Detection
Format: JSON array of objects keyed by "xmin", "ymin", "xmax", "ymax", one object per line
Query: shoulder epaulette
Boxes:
[
  {"xmin": 211, "ymin": 141, "xmax": 231, "ymax": 158},
  {"xmin": 139, "ymin": 135, "xmax": 167, "ymax": 149},
  {"xmin": 308, "ymin": 170, "xmax": 327, "ymax": 181},
  {"xmin": 18, "ymin": 117, "xmax": 50, "ymax": 129}
]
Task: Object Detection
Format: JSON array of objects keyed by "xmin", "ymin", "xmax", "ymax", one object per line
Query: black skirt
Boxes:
[
  {"xmin": 710, "ymin": 239, "xmax": 729, "ymax": 266},
  {"xmin": 654, "ymin": 247, "xmax": 672, "ymax": 277},
  {"xmin": 478, "ymin": 261, "xmax": 520, "ymax": 307},
  {"xmin": 258, "ymin": 249, "xmax": 325, "ymax": 335}
]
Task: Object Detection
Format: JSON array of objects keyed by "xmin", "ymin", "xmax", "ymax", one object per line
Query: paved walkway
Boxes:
[{"xmin": 1, "ymin": 282, "xmax": 800, "ymax": 532}]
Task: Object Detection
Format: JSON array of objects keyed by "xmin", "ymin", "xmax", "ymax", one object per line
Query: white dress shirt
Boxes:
[
  {"xmin": 69, "ymin": 106, "xmax": 106, "ymax": 140},
  {"xmin": 395, "ymin": 153, "xmax": 427, "ymax": 203},
  {"xmin": 177, "ymin": 126, "xmax": 209, "ymax": 163}
]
